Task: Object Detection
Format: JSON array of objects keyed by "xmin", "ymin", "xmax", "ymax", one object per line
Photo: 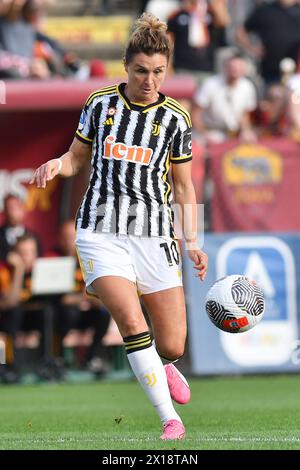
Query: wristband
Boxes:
[{"xmin": 56, "ymin": 158, "xmax": 62, "ymax": 174}]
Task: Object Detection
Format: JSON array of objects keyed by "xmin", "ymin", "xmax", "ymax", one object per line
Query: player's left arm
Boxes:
[{"xmin": 172, "ymin": 161, "xmax": 208, "ymax": 280}]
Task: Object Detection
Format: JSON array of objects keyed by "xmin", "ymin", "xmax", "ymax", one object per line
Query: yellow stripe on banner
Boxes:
[
  {"xmin": 44, "ymin": 16, "xmax": 132, "ymax": 45},
  {"xmin": 166, "ymin": 100, "xmax": 192, "ymax": 127},
  {"xmin": 125, "ymin": 340, "xmax": 152, "ymax": 351},
  {"xmin": 124, "ymin": 336, "xmax": 151, "ymax": 347},
  {"xmin": 76, "ymin": 130, "xmax": 93, "ymax": 142},
  {"xmin": 86, "ymin": 86, "xmax": 118, "ymax": 106},
  {"xmin": 167, "ymin": 97, "xmax": 192, "ymax": 126}
]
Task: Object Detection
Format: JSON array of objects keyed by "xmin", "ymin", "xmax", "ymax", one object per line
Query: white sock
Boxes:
[{"xmin": 124, "ymin": 332, "xmax": 182, "ymax": 424}]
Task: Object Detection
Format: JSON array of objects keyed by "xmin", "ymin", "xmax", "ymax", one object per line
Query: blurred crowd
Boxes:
[
  {"xmin": 160, "ymin": 0, "xmax": 300, "ymax": 144},
  {"xmin": 0, "ymin": 0, "xmax": 107, "ymax": 79},
  {"xmin": 0, "ymin": 194, "xmax": 122, "ymax": 384},
  {"xmin": 2, "ymin": 0, "xmax": 300, "ymax": 141}
]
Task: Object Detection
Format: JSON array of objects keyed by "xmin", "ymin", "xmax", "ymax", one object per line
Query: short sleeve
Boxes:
[
  {"xmin": 170, "ymin": 116, "xmax": 192, "ymax": 164},
  {"xmin": 75, "ymin": 95, "xmax": 95, "ymax": 145}
]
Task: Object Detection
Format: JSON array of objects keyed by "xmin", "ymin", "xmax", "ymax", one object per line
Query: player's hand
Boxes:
[
  {"xmin": 186, "ymin": 246, "xmax": 208, "ymax": 281},
  {"xmin": 30, "ymin": 159, "xmax": 61, "ymax": 188}
]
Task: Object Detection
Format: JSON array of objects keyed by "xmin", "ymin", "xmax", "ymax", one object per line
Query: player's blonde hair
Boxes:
[{"xmin": 124, "ymin": 12, "xmax": 172, "ymax": 64}]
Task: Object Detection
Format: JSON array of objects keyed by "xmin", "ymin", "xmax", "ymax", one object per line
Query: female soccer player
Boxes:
[{"xmin": 30, "ymin": 12, "xmax": 208, "ymax": 440}]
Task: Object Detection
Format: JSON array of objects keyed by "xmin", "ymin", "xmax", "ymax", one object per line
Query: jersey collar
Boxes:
[{"xmin": 117, "ymin": 83, "xmax": 166, "ymax": 112}]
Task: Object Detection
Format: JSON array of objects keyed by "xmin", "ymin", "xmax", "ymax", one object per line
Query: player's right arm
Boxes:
[{"xmin": 30, "ymin": 138, "xmax": 92, "ymax": 189}]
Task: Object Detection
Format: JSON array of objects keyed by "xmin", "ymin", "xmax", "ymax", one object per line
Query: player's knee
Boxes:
[
  {"xmin": 120, "ymin": 316, "xmax": 148, "ymax": 338},
  {"xmin": 158, "ymin": 344, "xmax": 185, "ymax": 362}
]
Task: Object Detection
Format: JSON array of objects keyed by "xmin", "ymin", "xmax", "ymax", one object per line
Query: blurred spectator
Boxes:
[
  {"xmin": 0, "ymin": 235, "xmax": 45, "ymax": 382},
  {"xmin": 145, "ymin": 0, "xmax": 180, "ymax": 22},
  {"xmin": 209, "ymin": 0, "xmax": 232, "ymax": 56},
  {"xmin": 236, "ymin": 0, "xmax": 300, "ymax": 84},
  {"xmin": 257, "ymin": 83, "xmax": 290, "ymax": 136},
  {"xmin": 280, "ymin": 56, "xmax": 297, "ymax": 86},
  {"xmin": 282, "ymin": 57, "xmax": 300, "ymax": 139},
  {"xmin": 167, "ymin": 0, "xmax": 230, "ymax": 76},
  {"xmin": 82, "ymin": 0, "xmax": 111, "ymax": 16},
  {"xmin": 139, "ymin": 0, "xmax": 150, "ymax": 14},
  {"xmin": 226, "ymin": 0, "xmax": 260, "ymax": 45},
  {"xmin": 0, "ymin": 194, "xmax": 41, "ymax": 262},
  {"xmin": 25, "ymin": 0, "xmax": 93, "ymax": 79},
  {"xmin": 26, "ymin": 0, "xmax": 56, "ymax": 32},
  {"xmin": 53, "ymin": 220, "xmax": 111, "ymax": 374},
  {"xmin": 0, "ymin": 0, "xmax": 100, "ymax": 79},
  {"xmin": 191, "ymin": 52, "xmax": 257, "ymax": 144},
  {"xmin": 0, "ymin": 0, "xmax": 51, "ymax": 79}
]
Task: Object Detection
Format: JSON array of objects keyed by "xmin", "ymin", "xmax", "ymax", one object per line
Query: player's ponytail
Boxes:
[{"xmin": 124, "ymin": 12, "xmax": 172, "ymax": 64}]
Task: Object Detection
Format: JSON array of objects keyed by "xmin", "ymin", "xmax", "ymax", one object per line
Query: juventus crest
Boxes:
[{"xmin": 152, "ymin": 121, "xmax": 161, "ymax": 136}]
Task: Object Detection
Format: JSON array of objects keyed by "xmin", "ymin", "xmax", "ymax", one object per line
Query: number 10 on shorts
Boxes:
[{"xmin": 160, "ymin": 241, "xmax": 180, "ymax": 267}]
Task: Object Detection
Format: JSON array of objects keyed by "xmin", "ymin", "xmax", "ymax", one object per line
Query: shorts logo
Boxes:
[
  {"xmin": 152, "ymin": 121, "xmax": 161, "ymax": 136},
  {"xmin": 87, "ymin": 259, "xmax": 94, "ymax": 273},
  {"xmin": 103, "ymin": 135, "xmax": 153, "ymax": 165}
]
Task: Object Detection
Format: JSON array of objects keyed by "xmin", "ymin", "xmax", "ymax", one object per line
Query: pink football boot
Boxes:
[
  {"xmin": 160, "ymin": 419, "xmax": 186, "ymax": 440},
  {"xmin": 164, "ymin": 364, "xmax": 191, "ymax": 404}
]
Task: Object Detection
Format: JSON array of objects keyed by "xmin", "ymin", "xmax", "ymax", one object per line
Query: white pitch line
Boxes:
[{"xmin": 2, "ymin": 436, "xmax": 300, "ymax": 445}]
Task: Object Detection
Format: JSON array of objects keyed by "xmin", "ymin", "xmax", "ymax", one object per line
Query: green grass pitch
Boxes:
[{"xmin": 1, "ymin": 375, "xmax": 300, "ymax": 450}]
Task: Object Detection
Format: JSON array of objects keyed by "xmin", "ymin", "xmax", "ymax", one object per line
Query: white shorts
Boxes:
[{"xmin": 75, "ymin": 229, "xmax": 183, "ymax": 295}]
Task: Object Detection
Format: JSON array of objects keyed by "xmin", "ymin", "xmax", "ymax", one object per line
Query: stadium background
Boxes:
[{"xmin": 1, "ymin": 0, "xmax": 300, "ymax": 451}]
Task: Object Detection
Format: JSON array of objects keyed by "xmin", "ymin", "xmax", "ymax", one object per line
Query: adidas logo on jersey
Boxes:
[
  {"xmin": 103, "ymin": 135, "xmax": 153, "ymax": 165},
  {"xmin": 104, "ymin": 117, "xmax": 114, "ymax": 126}
]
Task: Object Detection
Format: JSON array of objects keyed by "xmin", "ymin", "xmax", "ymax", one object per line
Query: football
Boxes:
[{"xmin": 205, "ymin": 275, "xmax": 265, "ymax": 333}]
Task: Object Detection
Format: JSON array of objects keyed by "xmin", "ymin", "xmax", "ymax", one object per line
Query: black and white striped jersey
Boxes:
[{"xmin": 75, "ymin": 83, "xmax": 192, "ymax": 238}]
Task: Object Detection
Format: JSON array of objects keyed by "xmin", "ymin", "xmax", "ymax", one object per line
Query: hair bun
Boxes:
[{"xmin": 132, "ymin": 12, "xmax": 167, "ymax": 35}]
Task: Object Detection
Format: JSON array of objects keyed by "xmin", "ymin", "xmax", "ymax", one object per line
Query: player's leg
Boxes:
[
  {"xmin": 142, "ymin": 286, "xmax": 187, "ymax": 361},
  {"xmin": 129, "ymin": 236, "xmax": 187, "ymax": 360},
  {"xmin": 142, "ymin": 287, "xmax": 191, "ymax": 405},
  {"xmin": 90, "ymin": 276, "xmax": 184, "ymax": 437},
  {"xmin": 131, "ymin": 235, "xmax": 190, "ymax": 411},
  {"xmin": 91, "ymin": 276, "xmax": 147, "ymax": 336}
]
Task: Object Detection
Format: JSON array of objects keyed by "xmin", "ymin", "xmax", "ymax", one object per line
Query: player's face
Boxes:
[{"xmin": 124, "ymin": 53, "xmax": 168, "ymax": 105}]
